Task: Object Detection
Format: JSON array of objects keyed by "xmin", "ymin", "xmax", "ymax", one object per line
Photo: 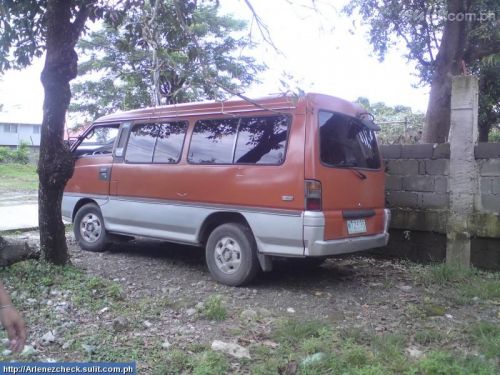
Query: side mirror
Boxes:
[{"xmin": 85, "ymin": 129, "xmax": 95, "ymax": 139}]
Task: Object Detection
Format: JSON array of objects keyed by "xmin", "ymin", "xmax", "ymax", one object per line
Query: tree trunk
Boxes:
[
  {"xmin": 422, "ymin": 0, "xmax": 468, "ymax": 143},
  {"xmin": 478, "ymin": 118, "xmax": 491, "ymax": 142},
  {"xmin": 38, "ymin": 0, "xmax": 89, "ymax": 265},
  {"xmin": 477, "ymin": 72, "xmax": 496, "ymax": 142},
  {"xmin": 150, "ymin": 0, "xmax": 162, "ymax": 106},
  {"xmin": 152, "ymin": 47, "xmax": 161, "ymax": 106},
  {"xmin": 0, "ymin": 236, "xmax": 39, "ymax": 267}
]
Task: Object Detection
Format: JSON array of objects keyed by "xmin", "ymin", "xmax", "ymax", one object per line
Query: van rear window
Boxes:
[
  {"xmin": 319, "ymin": 111, "xmax": 380, "ymax": 169},
  {"xmin": 188, "ymin": 115, "xmax": 289, "ymax": 165}
]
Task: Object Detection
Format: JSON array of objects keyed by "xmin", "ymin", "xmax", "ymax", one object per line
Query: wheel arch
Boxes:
[
  {"xmin": 72, "ymin": 198, "xmax": 99, "ymax": 222},
  {"xmin": 198, "ymin": 211, "xmax": 251, "ymax": 247},
  {"xmin": 198, "ymin": 211, "xmax": 272, "ymax": 273}
]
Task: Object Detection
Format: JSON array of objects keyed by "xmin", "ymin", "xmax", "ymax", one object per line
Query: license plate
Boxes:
[{"xmin": 347, "ymin": 219, "xmax": 367, "ymax": 234}]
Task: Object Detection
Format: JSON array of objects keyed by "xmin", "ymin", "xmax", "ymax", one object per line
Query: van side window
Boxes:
[
  {"xmin": 189, "ymin": 115, "xmax": 290, "ymax": 165},
  {"xmin": 188, "ymin": 119, "xmax": 238, "ymax": 164},
  {"xmin": 319, "ymin": 111, "xmax": 380, "ymax": 169},
  {"xmin": 126, "ymin": 122, "xmax": 187, "ymax": 163},
  {"xmin": 154, "ymin": 122, "xmax": 188, "ymax": 163},
  {"xmin": 235, "ymin": 116, "xmax": 288, "ymax": 164}
]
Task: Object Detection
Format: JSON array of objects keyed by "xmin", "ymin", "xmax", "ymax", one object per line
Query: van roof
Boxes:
[{"xmin": 93, "ymin": 92, "xmax": 365, "ymax": 124}]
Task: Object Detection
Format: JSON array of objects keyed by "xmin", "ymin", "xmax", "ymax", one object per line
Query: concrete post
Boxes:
[{"xmin": 446, "ymin": 76, "xmax": 479, "ymax": 267}]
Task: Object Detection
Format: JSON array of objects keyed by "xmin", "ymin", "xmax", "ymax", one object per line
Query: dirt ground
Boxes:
[
  {"xmin": 2, "ymin": 232, "xmax": 498, "ymax": 373},
  {"xmin": 69, "ymin": 236, "xmax": 497, "ymax": 347}
]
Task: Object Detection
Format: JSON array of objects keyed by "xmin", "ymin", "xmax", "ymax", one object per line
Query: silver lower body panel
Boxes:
[
  {"xmin": 63, "ymin": 193, "xmax": 305, "ymax": 256},
  {"xmin": 63, "ymin": 194, "xmax": 390, "ymax": 258}
]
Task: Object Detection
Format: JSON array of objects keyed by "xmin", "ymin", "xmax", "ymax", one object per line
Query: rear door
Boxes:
[{"xmin": 314, "ymin": 110, "xmax": 385, "ymax": 240}]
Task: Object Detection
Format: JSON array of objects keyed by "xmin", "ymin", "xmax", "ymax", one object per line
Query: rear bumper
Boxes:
[{"xmin": 303, "ymin": 209, "xmax": 391, "ymax": 257}]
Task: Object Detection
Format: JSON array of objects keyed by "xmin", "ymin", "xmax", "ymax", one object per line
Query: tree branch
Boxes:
[
  {"xmin": 394, "ymin": 26, "xmax": 432, "ymax": 67},
  {"xmin": 421, "ymin": 7, "xmax": 435, "ymax": 63},
  {"xmin": 172, "ymin": 0, "xmax": 288, "ymax": 114},
  {"xmin": 71, "ymin": 2, "xmax": 94, "ymax": 44},
  {"xmin": 464, "ymin": 41, "xmax": 500, "ymax": 62},
  {"xmin": 242, "ymin": 0, "xmax": 279, "ymax": 53}
]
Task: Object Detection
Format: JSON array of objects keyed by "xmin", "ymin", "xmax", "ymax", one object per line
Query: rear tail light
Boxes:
[{"xmin": 305, "ymin": 180, "xmax": 322, "ymax": 211}]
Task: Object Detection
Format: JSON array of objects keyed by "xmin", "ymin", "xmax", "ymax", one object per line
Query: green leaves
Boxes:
[
  {"xmin": 0, "ymin": 0, "xmax": 47, "ymax": 71},
  {"xmin": 70, "ymin": 0, "xmax": 265, "ymax": 121},
  {"xmin": 344, "ymin": 0, "xmax": 499, "ymax": 83}
]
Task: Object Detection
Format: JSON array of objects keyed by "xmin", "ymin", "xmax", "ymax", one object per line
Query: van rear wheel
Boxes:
[
  {"xmin": 74, "ymin": 203, "xmax": 110, "ymax": 252},
  {"xmin": 205, "ymin": 223, "xmax": 260, "ymax": 286}
]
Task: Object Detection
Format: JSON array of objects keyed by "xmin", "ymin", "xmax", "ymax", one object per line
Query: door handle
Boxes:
[{"xmin": 99, "ymin": 167, "xmax": 110, "ymax": 181}]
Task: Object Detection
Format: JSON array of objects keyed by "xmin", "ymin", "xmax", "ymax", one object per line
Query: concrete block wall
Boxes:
[
  {"xmin": 381, "ymin": 144, "xmax": 450, "ymax": 235},
  {"xmin": 383, "ymin": 144, "xmax": 450, "ymax": 211},
  {"xmin": 381, "ymin": 143, "xmax": 500, "ymax": 222},
  {"xmin": 477, "ymin": 143, "xmax": 500, "ymax": 213},
  {"xmin": 378, "ymin": 142, "xmax": 500, "ymax": 270}
]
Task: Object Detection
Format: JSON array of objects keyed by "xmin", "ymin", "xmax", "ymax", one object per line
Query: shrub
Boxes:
[
  {"xmin": 12, "ymin": 141, "xmax": 30, "ymax": 163},
  {"xmin": 0, "ymin": 142, "xmax": 30, "ymax": 164},
  {"xmin": 0, "ymin": 147, "xmax": 10, "ymax": 162}
]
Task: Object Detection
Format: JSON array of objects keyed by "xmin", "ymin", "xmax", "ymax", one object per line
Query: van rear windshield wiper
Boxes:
[{"xmin": 336, "ymin": 162, "xmax": 367, "ymax": 180}]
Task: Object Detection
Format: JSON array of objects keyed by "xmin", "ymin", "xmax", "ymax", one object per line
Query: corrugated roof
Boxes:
[{"xmin": 0, "ymin": 112, "xmax": 42, "ymax": 125}]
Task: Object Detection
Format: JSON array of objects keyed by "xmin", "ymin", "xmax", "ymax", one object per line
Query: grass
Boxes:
[
  {"xmin": 468, "ymin": 322, "xmax": 500, "ymax": 359},
  {"xmin": 413, "ymin": 263, "xmax": 476, "ymax": 286},
  {"xmin": 0, "ymin": 162, "xmax": 38, "ymax": 192},
  {"xmin": 0, "ymin": 260, "xmax": 125, "ymax": 323},
  {"xmin": 411, "ymin": 263, "xmax": 500, "ymax": 303},
  {"xmin": 414, "ymin": 328, "xmax": 445, "ymax": 346},
  {"xmin": 254, "ymin": 318, "xmax": 496, "ymax": 375},
  {"xmin": 0, "ymin": 260, "xmax": 165, "ymax": 372},
  {"xmin": 0, "ymin": 259, "xmax": 497, "ymax": 374},
  {"xmin": 200, "ymin": 295, "xmax": 227, "ymax": 321},
  {"xmin": 417, "ymin": 351, "xmax": 496, "ymax": 375},
  {"xmin": 161, "ymin": 348, "xmax": 229, "ymax": 375}
]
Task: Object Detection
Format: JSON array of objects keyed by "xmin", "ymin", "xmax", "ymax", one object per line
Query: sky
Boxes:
[{"xmin": 0, "ymin": 0, "xmax": 430, "ymax": 125}]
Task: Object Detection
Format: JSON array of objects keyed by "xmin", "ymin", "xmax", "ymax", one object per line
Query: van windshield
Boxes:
[{"xmin": 319, "ymin": 111, "xmax": 380, "ymax": 169}]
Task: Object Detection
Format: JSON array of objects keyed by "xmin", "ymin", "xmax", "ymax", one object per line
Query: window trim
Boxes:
[
  {"xmin": 187, "ymin": 114, "xmax": 292, "ymax": 166},
  {"xmin": 317, "ymin": 109, "xmax": 382, "ymax": 171},
  {"xmin": 3, "ymin": 124, "xmax": 18, "ymax": 133},
  {"xmin": 75, "ymin": 123, "xmax": 121, "ymax": 158},
  {"xmin": 124, "ymin": 120, "xmax": 188, "ymax": 165}
]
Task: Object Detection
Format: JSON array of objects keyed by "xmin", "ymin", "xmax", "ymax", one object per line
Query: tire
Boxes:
[
  {"xmin": 205, "ymin": 223, "xmax": 260, "ymax": 286},
  {"xmin": 73, "ymin": 203, "xmax": 110, "ymax": 252}
]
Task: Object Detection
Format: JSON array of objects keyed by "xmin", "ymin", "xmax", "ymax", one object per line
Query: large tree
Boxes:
[
  {"xmin": 345, "ymin": 0, "xmax": 500, "ymax": 143},
  {"xmin": 70, "ymin": 1, "xmax": 264, "ymax": 120},
  {"xmin": 0, "ymin": 0, "xmax": 266, "ymax": 264},
  {"xmin": 0, "ymin": 0, "xmax": 111, "ymax": 264}
]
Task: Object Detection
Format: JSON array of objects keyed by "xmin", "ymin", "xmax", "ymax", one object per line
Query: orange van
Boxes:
[{"xmin": 63, "ymin": 93, "xmax": 390, "ymax": 286}]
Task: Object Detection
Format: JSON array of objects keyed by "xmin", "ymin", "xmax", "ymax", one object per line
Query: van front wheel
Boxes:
[
  {"xmin": 205, "ymin": 223, "xmax": 260, "ymax": 286},
  {"xmin": 74, "ymin": 203, "xmax": 110, "ymax": 252}
]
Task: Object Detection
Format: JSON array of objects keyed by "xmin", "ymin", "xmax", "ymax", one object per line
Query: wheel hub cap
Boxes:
[
  {"xmin": 80, "ymin": 213, "xmax": 102, "ymax": 243},
  {"xmin": 214, "ymin": 237, "xmax": 241, "ymax": 274}
]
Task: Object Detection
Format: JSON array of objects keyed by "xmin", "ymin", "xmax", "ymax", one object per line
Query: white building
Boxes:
[
  {"xmin": 0, "ymin": 121, "xmax": 41, "ymax": 147},
  {"xmin": 0, "ymin": 106, "xmax": 42, "ymax": 148}
]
